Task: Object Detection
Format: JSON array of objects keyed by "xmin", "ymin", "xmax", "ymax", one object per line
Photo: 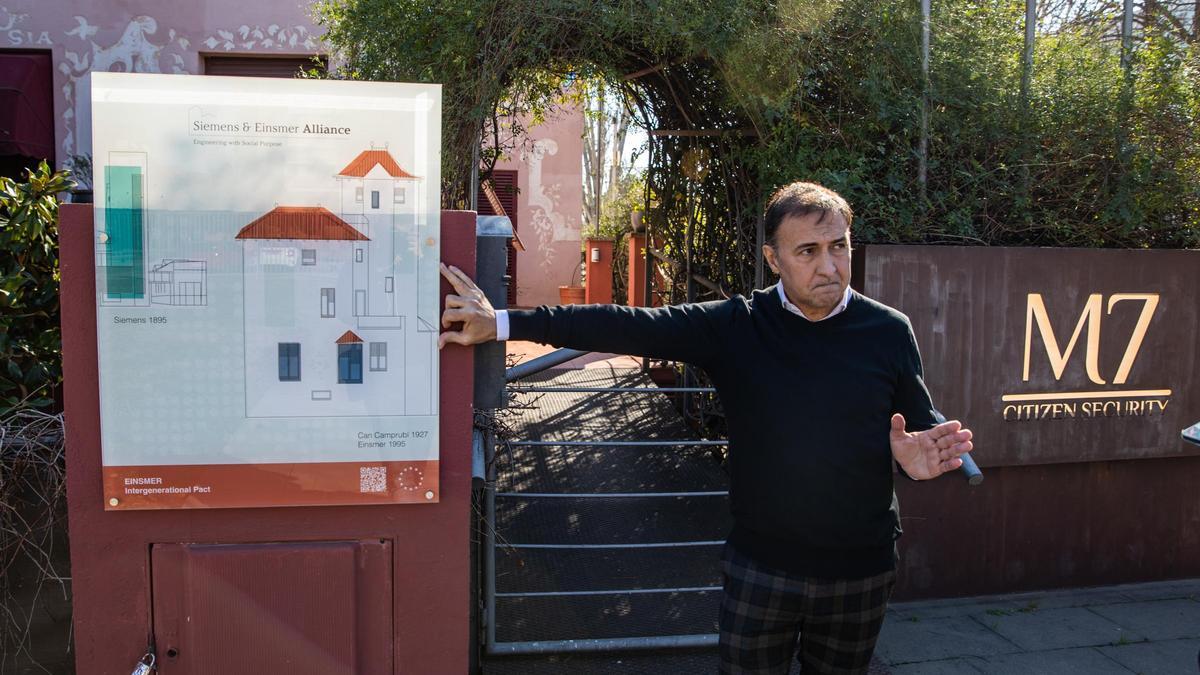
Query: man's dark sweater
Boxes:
[{"xmin": 507, "ymin": 287, "xmax": 940, "ymax": 579}]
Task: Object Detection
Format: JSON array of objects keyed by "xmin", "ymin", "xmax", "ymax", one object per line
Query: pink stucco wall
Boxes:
[
  {"xmin": 5, "ymin": 0, "xmax": 583, "ymax": 307},
  {"xmin": 2, "ymin": 0, "xmax": 323, "ymax": 164},
  {"xmin": 494, "ymin": 107, "xmax": 584, "ymax": 307}
]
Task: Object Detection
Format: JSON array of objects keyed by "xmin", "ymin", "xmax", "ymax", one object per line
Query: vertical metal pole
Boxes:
[
  {"xmin": 1116, "ymin": 0, "xmax": 1136, "ymax": 223},
  {"xmin": 683, "ymin": 200, "xmax": 694, "ymax": 419},
  {"xmin": 919, "ymin": 0, "xmax": 931, "ymax": 197},
  {"xmin": 1120, "ymin": 0, "xmax": 1134, "ymax": 74},
  {"xmin": 1019, "ymin": 0, "xmax": 1037, "ymax": 219},
  {"xmin": 470, "ymin": 142, "xmax": 480, "ymax": 212},
  {"xmin": 684, "ymin": 206, "xmax": 694, "ymax": 304},
  {"xmin": 642, "ymin": 144, "xmax": 655, "ymax": 371},
  {"xmin": 483, "ymin": 428, "xmax": 497, "ymax": 650},
  {"xmin": 754, "ymin": 212, "xmax": 765, "ymax": 289},
  {"xmin": 474, "ymin": 217, "xmax": 513, "ymax": 409},
  {"xmin": 1021, "ymin": 0, "xmax": 1036, "ymax": 107},
  {"xmin": 642, "ymin": 141, "xmax": 655, "ymax": 311}
]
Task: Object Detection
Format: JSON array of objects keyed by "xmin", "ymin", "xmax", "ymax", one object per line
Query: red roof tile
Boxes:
[
  {"xmin": 336, "ymin": 330, "xmax": 363, "ymax": 344},
  {"xmin": 337, "ymin": 149, "xmax": 419, "ymax": 179},
  {"xmin": 235, "ymin": 206, "xmax": 368, "ymax": 241}
]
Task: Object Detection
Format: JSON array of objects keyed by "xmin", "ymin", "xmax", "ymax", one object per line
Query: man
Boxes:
[{"xmin": 439, "ymin": 182, "xmax": 974, "ymax": 674}]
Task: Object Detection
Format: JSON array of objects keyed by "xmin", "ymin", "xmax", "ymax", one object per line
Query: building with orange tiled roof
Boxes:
[
  {"xmin": 337, "ymin": 149, "xmax": 420, "ymax": 179},
  {"xmin": 237, "ymin": 148, "xmax": 430, "ymax": 418},
  {"xmin": 235, "ymin": 206, "xmax": 369, "ymax": 241}
]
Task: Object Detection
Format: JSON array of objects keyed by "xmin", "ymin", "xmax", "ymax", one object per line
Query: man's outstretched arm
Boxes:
[{"xmin": 438, "ymin": 263, "xmax": 729, "ymax": 366}]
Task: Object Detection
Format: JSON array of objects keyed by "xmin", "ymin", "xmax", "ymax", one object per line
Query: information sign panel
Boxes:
[{"xmin": 89, "ymin": 73, "xmax": 442, "ymax": 509}]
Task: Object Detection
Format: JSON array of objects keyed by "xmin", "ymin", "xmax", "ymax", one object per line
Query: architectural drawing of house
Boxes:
[
  {"xmin": 149, "ymin": 259, "xmax": 207, "ymax": 305},
  {"xmin": 236, "ymin": 148, "xmax": 435, "ymax": 418}
]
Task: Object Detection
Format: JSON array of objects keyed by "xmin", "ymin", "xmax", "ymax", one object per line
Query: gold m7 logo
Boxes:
[{"xmin": 1023, "ymin": 293, "xmax": 1158, "ymax": 385}]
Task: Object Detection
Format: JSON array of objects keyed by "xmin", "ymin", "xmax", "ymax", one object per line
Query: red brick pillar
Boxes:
[
  {"xmin": 584, "ymin": 237, "xmax": 614, "ymax": 304},
  {"xmin": 627, "ymin": 233, "xmax": 648, "ymax": 306}
]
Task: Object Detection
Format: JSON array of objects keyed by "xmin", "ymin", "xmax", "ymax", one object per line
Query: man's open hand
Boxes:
[
  {"xmin": 439, "ymin": 263, "xmax": 497, "ymax": 349},
  {"xmin": 889, "ymin": 414, "xmax": 974, "ymax": 480}
]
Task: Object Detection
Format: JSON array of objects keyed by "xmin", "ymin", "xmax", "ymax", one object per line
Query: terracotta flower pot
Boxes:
[{"xmin": 558, "ymin": 285, "xmax": 586, "ymax": 305}]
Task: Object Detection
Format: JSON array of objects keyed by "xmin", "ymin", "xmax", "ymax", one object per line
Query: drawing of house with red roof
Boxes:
[{"xmin": 235, "ymin": 147, "xmax": 434, "ymax": 418}]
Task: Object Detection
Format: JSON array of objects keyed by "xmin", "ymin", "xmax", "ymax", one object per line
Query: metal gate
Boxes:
[{"xmin": 478, "ymin": 348, "xmax": 731, "ymax": 656}]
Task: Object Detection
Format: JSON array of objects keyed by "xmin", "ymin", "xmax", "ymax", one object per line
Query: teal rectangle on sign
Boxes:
[{"xmin": 104, "ymin": 165, "xmax": 144, "ymax": 299}]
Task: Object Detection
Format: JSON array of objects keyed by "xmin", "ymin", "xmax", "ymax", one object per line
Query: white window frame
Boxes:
[
  {"xmin": 355, "ymin": 186, "xmax": 363, "ymax": 202},
  {"xmin": 394, "ymin": 186, "xmax": 406, "ymax": 204},
  {"xmin": 369, "ymin": 342, "xmax": 387, "ymax": 371},
  {"xmin": 320, "ymin": 288, "xmax": 335, "ymax": 318}
]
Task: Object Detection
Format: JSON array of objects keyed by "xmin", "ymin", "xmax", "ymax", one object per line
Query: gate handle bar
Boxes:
[
  {"xmin": 504, "ymin": 349, "xmax": 984, "ymax": 485},
  {"xmin": 505, "ymin": 348, "xmax": 591, "ymax": 382}
]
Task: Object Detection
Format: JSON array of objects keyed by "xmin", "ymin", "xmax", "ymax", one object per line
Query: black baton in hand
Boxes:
[
  {"xmin": 934, "ymin": 409, "xmax": 983, "ymax": 486},
  {"xmin": 959, "ymin": 451, "xmax": 983, "ymax": 486}
]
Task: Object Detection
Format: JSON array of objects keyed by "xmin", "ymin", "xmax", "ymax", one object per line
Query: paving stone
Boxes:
[
  {"xmin": 972, "ymin": 606, "xmax": 1142, "ymax": 651},
  {"xmin": 973, "ymin": 647, "xmax": 1132, "ymax": 674},
  {"xmin": 888, "ymin": 600, "xmax": 1025, "ymax": 621},
  {"xmin": 1112, "ymin": 580, "xmax": 1200, "ymax": 603},
  {"xmin": 1098, "ymin": 637, "xmax": 1200, "ymax": 675},
  {"xmin": 1089, "ymin": 599, "xmax": 1200, "ymax": 641},
  {"xmin": 889, "ymin": 657, "xmax": 985, "ymax": 674},
  {"xmin": 890, "ymin": 578, "xmax": 1200, "ymax": 616},
  {"xmin": 993, "ymin": 588, "xmax": 1144, "ymax": 611},
  {"xmin": 875, "ymin": 615, "xmax": 1020, "ymax": 664}
]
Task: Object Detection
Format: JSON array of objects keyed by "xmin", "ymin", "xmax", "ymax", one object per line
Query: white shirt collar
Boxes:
[{"xmin": 776, "ymin": 283, "xmax": 852, "ymax": 321}]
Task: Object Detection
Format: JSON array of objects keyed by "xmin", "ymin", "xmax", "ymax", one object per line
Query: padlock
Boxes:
[{"xmin": 131, "ymin": 652, "xmax": 156, "ymax": 675}]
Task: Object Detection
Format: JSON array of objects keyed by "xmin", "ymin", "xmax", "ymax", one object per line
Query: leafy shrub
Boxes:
[
  {"xmin": 0, "ymin": 163, "xmax": 72, "ymax": 412},
  {"xmin": 316, "ymin": 0, "xmax": 1199, "ymax": 295}
]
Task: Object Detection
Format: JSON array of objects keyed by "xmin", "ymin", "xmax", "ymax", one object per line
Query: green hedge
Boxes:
[
  {"xmin": 0, "ymin": 163, "xmax": 72, "ymax": 412},
  {"xmin": 317, "ymin": 0, "xmax": 1198, "ymax": 251}
]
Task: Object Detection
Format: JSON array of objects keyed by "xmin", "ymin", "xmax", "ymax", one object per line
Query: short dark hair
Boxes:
[{"xmin": 763, "ymin": 182, "xmax": 853, "ymax": 247}]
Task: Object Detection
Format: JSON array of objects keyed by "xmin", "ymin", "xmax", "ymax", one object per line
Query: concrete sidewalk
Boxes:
[{"xmin": 876, "ymin": 578, "xmax": 1200, "ymax": 674}]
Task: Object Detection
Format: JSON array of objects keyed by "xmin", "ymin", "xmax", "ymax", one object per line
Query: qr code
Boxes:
[{"xmin": 359, "ymin": 466, "xmax": 387, "ymax": 493}]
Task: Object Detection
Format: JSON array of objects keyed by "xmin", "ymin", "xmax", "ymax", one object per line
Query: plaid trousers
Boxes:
[{"xmin": 718, "ymin": 542, "xmax": 896, "ymax": 675}]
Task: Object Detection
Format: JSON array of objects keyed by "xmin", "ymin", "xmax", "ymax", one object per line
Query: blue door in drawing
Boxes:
[{"xmin": 338, "ymin": 343, "xmax": 363, "ymax": 384}]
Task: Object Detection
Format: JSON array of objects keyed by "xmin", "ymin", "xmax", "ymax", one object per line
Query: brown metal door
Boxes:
[{"xmin": 151, "ymin": 540, "xmax": 392, "ymax": 674}]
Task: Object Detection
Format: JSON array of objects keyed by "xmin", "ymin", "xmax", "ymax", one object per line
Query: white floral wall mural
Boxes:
[
  {"xmin": 201, "ymin": 24, "xmax": 316, "ymax": 51},
  {"xmin": 0, "ymin": 6, "xmax": 321, "ymax": 159}
]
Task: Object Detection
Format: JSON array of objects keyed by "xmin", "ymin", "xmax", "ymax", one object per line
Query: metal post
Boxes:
[
  {"xmin": 1019, "ymin": 0, "xmax": 1037, "ymax": 216},
  {"xmin": 1020, "ymin": 0, "xmax": 1036, "ymax": 107},
  {"xmin": 754, "ymin": 212, "xmax": 765, "ymax": 289},
  {"xmin": 474, "ymin": 216, "xmax": 513, "ymax": 409},
  {"xmin": 919, "ymin": 0, "xmax": 931, "ymax": 197},
  {"xmin": 470, "ymin": 142, "xmax": 479, "ymax": 212},
  {"xmin": 684, "ymin": 204, "xmax": 694, "ymax": 304},
  {"xmin": 1116, "ymin": 0, "xmax": 1136, "ymax": 225},
  {"xmin": 641, "ymin": 186, "xmax": 655, "ymax": 372},
  {"xmin": 483, "ymin": 427, "xmax": 497, "ymax": 650},
  {"xmin": 1119, "ymin": 0, "xmax": 1136, "ymax": 136},
  {"xmin": 1120, "ymin": 0, "xmax": 1134, "ymax": 75}
]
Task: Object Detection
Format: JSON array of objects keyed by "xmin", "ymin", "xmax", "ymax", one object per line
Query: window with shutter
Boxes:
[{"xmin": 478, "ymin": 170, "xmax": 519, "ymax": 306}]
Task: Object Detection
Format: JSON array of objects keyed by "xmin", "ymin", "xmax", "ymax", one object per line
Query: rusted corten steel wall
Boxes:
[
  {"xmin": 62, "ymin": 205, "xmax": 477, "ymax": 673},
  {"xmin": 861, "ymin": 245, "xmax": 1200, "ymax": 600}
]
